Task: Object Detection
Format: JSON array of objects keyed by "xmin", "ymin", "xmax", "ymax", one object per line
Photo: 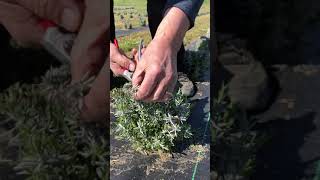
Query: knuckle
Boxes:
[
  {"xmin": 153, "ymin": 95, "xmax": 161, "ymax": 101},
  {"xmin": 123, "ymin": 60, "xmax": 130, "ymax": 67},
  {"xmin": 135, "ymin": 93, "xmax": 143, "ymax": 100},
  {"xmin": 152, "ymin": 93, "xmax": 160, "ymax": 101},
  {"xmin": 149, "ymin": 64, "xmax": 162, "ymax": 75}
]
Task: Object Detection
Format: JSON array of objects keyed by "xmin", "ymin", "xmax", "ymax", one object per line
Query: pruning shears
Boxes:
[
  {"xmin": 113, "ymin": 38, "xmax": 143, "ymax": 81},
  {"xmin": 39, "ymin": 19, "xmax": 76, "ymax": 64},
  {"xmin": 39, "ymin": 19, "xmax": 144, "ymax": 82}
]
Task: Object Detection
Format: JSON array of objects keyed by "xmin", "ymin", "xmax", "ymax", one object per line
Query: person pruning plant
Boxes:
[{"xmin": 110, "ymin": 0, "xmax": 204, "ymax": 102}]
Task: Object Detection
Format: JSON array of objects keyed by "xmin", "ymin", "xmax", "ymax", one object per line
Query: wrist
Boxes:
[
  {"xmin": 152, "ymin": 35, "xmax": 179, "ymax": 54},
  {"xmin": 153, "ymin": 7, "xmax": 189, "ymax": 53}
]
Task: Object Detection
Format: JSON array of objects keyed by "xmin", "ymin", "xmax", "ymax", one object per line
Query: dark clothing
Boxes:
[
  {"xmin": 110, "ymin": 0, "xmax": 203, "ymax": 79},
  {"xmin": 146, "ymin": 0, "xmax": 186, "ymax": 73},
  {"xmin": 165, "ymin": 0, "xmax": 204, "ymax": 28},
  {"xmin": 111, "ymin": 0, "xmax": 203, "ymax": 39}
]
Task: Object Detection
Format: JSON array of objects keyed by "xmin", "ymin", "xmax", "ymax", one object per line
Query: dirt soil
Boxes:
[{"xmin": 253, "ymin": 65, "xmax": 320, "ymax": 179}]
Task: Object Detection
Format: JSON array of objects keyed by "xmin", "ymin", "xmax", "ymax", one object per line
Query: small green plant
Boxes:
[
  {"xmin": 139, "ymin": 17, "xmax": 146, "ymax": 27},
  {"xmin": 314, "ymin": 161, "xmax": 320, "ymax": 180},
  {"xmin": 212, "ymin": 84, "xmax": 266, "ymax": 179},
  {"xmin": 124, "ymin": 21, "xmax": 132, "ymax": 29},
  {"xmin": 111, "ymin": 83, "xmax": 192, "ymax": 152}
]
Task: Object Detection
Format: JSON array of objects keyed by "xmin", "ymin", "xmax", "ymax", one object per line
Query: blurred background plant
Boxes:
[
  {"xmin": 0, "ymin": 65, "xmax": 108, "ymax": 180},
  {"xmin": 212, "ymin": 84, "xmax": 267, "ymax": 180},
  {"xmin": 314, "ymin": 161, "xmax": 320, "ymax": 180}
]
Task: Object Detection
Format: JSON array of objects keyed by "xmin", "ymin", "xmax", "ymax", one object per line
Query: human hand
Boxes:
[
  {"xmin": 0, "ymin": 0, "xmax": 83, "ymax": 47},
  {"xmin": 131, "ymin": 7, "xmax": 190, "ymax": 102},
  {"xmin": 69, "ymin": 0, "xmax": 108, "ymax": 122},
  {"xmin": 132, "ymin": 38, "xmax": 178, "ymax": 102},
  {"xmin": 0, "ymin": 0, "xmax": 109, "ymax": 122},
  {"xmin": 110, "ymin": 42, "xmax": 136, "ymax": 76}
]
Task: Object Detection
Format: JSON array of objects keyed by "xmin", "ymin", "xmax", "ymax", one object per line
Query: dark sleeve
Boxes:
[
  {"xmin": 164, "ymin": 0, "xmax": 204, "ymax": 29},
  {"xmin": 110, "ymin": 0, "xmax": 116, "ymax": 42}
]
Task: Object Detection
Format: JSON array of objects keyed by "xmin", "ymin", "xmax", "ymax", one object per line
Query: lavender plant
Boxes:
[
  {"xmin": 111, "ymin": 83, "xmax": 192, "ymax": 152},
  {"xmin": 0, "ymin": 65, "xmax": 108, "ymax": 180}
]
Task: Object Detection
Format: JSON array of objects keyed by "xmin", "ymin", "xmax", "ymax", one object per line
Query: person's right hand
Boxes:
[{"xmin": 110, "ymin": 42, "xmax": 136, "ymax": 76}]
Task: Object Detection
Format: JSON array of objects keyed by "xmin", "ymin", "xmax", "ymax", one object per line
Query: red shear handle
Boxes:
[
  {"xmin": 113, "ymin": 38, "xmax": 128, "ymax": 72},
  {"xmin": 38, "ymin": 19, "xmax": 56, "ymax": 30}
]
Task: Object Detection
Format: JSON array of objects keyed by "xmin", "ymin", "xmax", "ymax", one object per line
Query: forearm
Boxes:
[
  {"xmin": 165, "ymin": 0, "xmax": 204, "ymax": 28},
  {"xmin": 153, "ymin": 7, "xmax": 190, "ymax": 53}
]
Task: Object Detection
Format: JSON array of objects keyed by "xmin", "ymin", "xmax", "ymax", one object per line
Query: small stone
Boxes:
[
  {"xmin": 176, "ymin": 72, "xmax": 195, "ymax": 97},
  {"xmin": 186, "ymin": 36, "xmax": 209, "ymax": 52},
  {"xmin": 226, "ymin": 60, "xmax": 272, "ymax": 112}
]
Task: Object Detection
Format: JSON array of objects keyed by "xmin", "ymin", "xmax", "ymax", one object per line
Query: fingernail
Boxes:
[
  {"xmin": 62, "ymin": 8, "xmax": 80, "ymax": 31},
  {"xmin": 129, "ymin": 63, "xmax": 135, "ymax": 71}
]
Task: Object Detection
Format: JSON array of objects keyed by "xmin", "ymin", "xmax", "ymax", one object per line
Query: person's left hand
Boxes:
[
  {"xmin": 0, "ymin": 0, "xmax": 109, "ymax": 122},
  {"xmin": 132, "ymin": 37, "xmax": 178, "ymax": 102}
]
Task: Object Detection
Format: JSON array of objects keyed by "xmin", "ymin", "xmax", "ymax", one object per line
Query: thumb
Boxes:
[
  {"xmin": 16, "ymin": 0, "xmax": 83, "ymax": 32},
  {"xmin": 131, "ymin": 61, "xmax": 145, "ymax": 86},
  {"xmin": 113, "ymin": 54, "xmax": 135, "ymax": 72}
]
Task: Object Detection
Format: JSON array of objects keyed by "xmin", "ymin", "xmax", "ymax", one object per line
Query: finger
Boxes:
[
  {"xmin": 110, "ymin": 62, "xmax": 125, "ymax": 76},
  {"xmin": 151, "ymin": 73, "xmax": 177, "ymax": 102},
  {"xmin": 110, "ymin": 43, "xmax": 134, "ymax": 71},
  {"xmin": 70, "ymin": 0, "xmax": 107, "ymax": 82},
  {"xmin": 0, "ymin": 2, "xmax": 44, "ymax": 46},
  {"xmin": 132, "ymin": 72, "xmax": 144, "ymax": 87},
  {"xmin": 112, "ymin": 54, "xmax": 135, "ymax": 71},
  {"xmin": 131, "ymin": 48, "xmax": 137, "ymax": 57},
  {"xmin": 81, "ymin": 59, "xmax": 108, "ymax": 123},
  {"xmin": 16, "ymin": 0, "xmax": 83, "ymax": 32},
  {"xmin": 143, "ymin": 81, "xmax": 167, "ymax": 102},
  {"xmin": 148, "ymin": 80, "xmax": 169, "ymax": 102},
  {"xmin": 162, "ymin": 92, "xmax": 174, "ymax": 102},
  {"xmin": 131, "ymin": 48, "xmax": 138, "ymax": 65},
  {"xmin": 135, "ymin": 66, "xmax": 164, "ymax": 100},
  {"xmin": 134, "ymin": 47, "xmax": 146, "ymax": 62},
  {"xmin": 163, "ymin": 75, "xmax": 178, "ymax": 101},
  {"xmin": 145, "ymin": 72, "xmax": 177, "ymax": 102},
  {"xmin": 131, "ymin": 62, "xmax": 145, "ymax": 86},
  {"xmin": 80, "ymin": 0, "xmax": 109, "ymax": 122}
]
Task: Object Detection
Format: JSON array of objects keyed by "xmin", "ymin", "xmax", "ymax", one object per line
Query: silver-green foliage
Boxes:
[
  {"xmin": 0, "ymin": 65, "xmax": 108, "ymax": 180},
  {"xmin": 111, "ymin": 83, "xmax": 192, "ymax": 152},
  {"xmin": 212, "ymin": 84, "xmax": 266, "ymax": 180}
]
